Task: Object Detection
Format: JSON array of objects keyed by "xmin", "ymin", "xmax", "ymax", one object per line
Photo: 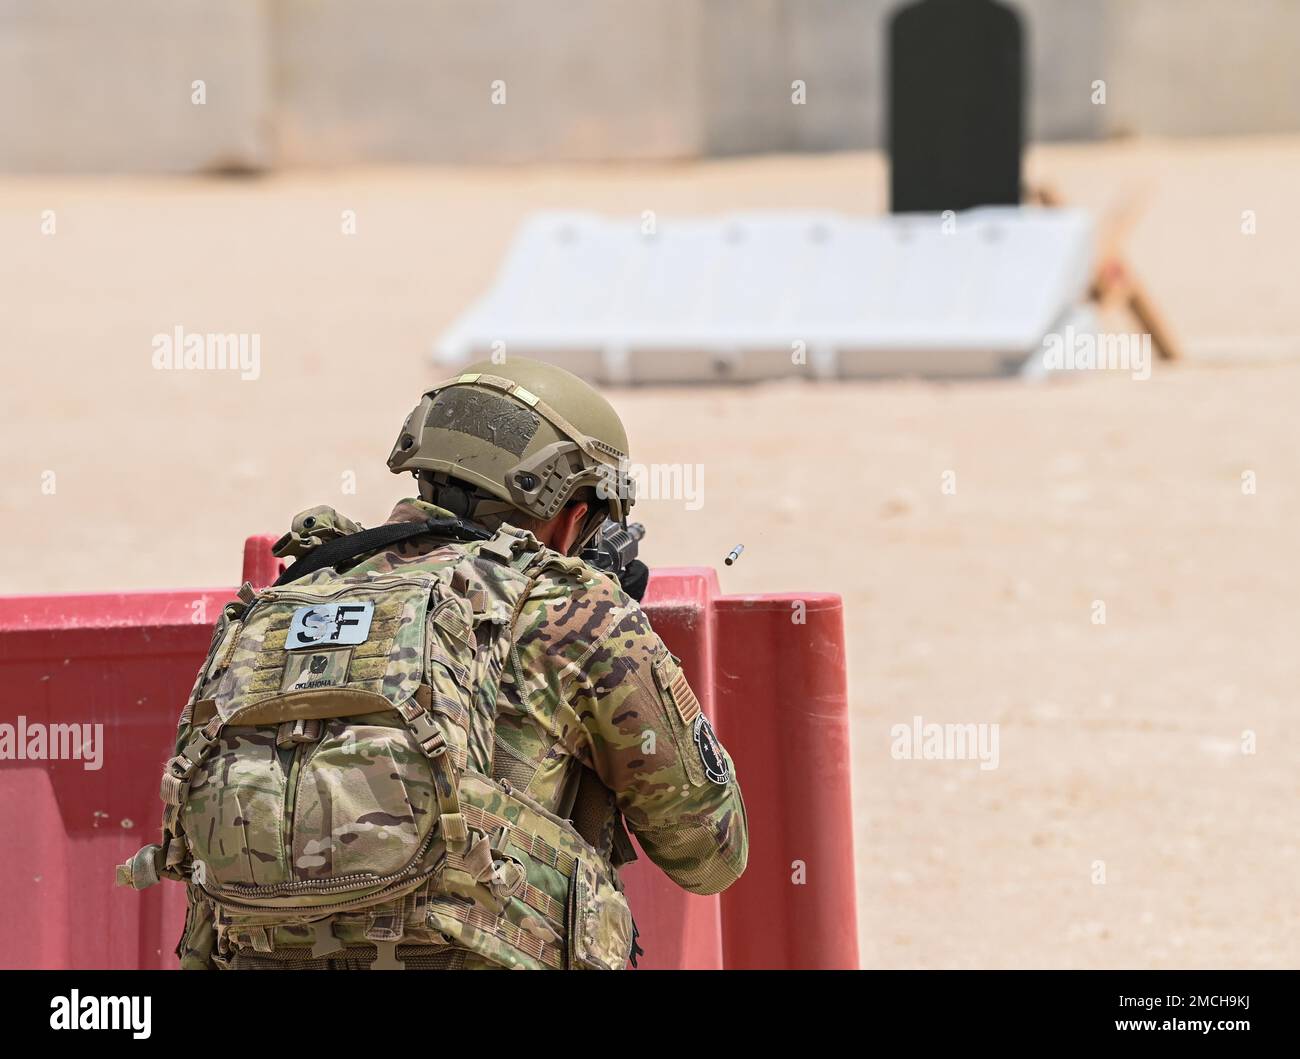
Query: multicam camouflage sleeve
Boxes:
[{"xmin": 522, "ymin": 569, "xmax": 750, "ymax": 895}]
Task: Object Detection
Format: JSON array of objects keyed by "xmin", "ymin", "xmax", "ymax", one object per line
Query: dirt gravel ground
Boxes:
[{"xmin": 2, "ymin": 136, "xmax": 1298, "ymax": 967}]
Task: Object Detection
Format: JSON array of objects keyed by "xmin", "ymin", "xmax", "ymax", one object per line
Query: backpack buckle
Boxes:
[
  {"xmin": 160, "ymin": 753, "xmax": 200, "ymax": 805},
  {"xmin": 480, "ymin": 526, "xmax": 541, "ymax": 564},
  {"xmin": 406, "ymin": 710, "xmax": 447, "ymax": 757}
]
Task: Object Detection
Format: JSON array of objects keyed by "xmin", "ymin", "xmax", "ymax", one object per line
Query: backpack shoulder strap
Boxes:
[
  {"xmin": 274, "ymin": 517, "xmax": 491, "ymax": 585},
  {"xmin": 461, "ymin": 526, "xmax": 550, "ymax": 776}
]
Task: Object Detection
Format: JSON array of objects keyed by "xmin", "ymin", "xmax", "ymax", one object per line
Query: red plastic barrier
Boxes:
[
  {"xmin": 0, "ymin": 543, "xmax": 856, "ymax": 970},
  {"xmin": 241, "ymin": 535, "xmax": 288, "ymax": 588},
  {"xmin": 713, "ymin": 595, "xmax": 859, "ymax": 969},
  {"xmin": 619, "ymin": 568, "xmax": 724, "ymax": 970},
  {"xmin": 0, "ymin": 589, "xmax": 231, "ymax": 968}
]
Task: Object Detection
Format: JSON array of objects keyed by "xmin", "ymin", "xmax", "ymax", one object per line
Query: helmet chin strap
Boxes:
[{"xmin": 572, "ymin": 507, "xmax": 606, "ymax": 554}]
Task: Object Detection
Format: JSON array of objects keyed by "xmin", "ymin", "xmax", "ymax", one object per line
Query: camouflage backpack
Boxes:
[{"xmin": 118, "ymin": 523, "xmax": 634, "ymax": 970}]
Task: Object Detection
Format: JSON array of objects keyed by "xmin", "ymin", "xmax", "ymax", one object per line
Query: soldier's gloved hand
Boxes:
[{"xmin": 619, "ymin": 560, "xmax": 650, "ymax": 603}]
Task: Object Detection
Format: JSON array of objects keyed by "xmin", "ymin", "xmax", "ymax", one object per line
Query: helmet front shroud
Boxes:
[{"xmin": 388, "ymin": 359, "xmax": 636, "ymax": 552}]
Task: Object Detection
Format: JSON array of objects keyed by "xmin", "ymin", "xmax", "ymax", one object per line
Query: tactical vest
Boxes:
[{"xmin": 118, "ymin": 525, "xmax": 634, "ymax": 970}]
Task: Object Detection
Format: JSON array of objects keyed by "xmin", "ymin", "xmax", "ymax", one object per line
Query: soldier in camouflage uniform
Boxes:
[{"xmin": 120, "ymin": 358, "xmax": 747, "ymax": 969}]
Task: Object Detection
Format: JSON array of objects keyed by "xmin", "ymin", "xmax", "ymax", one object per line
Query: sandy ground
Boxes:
[{"xmin": 2, "ymin": 136, "xmax": 1299, "ymax": 967}]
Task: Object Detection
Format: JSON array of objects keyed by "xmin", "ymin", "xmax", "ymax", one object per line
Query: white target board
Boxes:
[{"xmin": 434, "ymin": 208, "xmax": 1095, "ymax": 382}]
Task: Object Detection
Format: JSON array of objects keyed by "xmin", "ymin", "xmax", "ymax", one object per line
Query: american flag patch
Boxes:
[
  {"xmin": 654, "ymin": 652, "xmax": 701, "ymax": 726},
  {"xmin": 669, "ymin": 669, "xmax": 701, "ymax": 726}
]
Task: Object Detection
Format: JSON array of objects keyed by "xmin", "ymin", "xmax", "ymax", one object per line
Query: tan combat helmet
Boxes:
[{"xmin": 388, "ymin": 358, "xmax": 635, "ymax": 550}]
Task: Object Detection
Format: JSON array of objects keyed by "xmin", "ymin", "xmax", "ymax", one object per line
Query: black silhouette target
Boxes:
[{"xmin": 888, "ymin": 0, "xmax": 1024, "ymax": 213}]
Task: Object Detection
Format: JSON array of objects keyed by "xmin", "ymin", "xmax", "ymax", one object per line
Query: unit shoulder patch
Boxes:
[{"xmin": 693, "ymin": 715, "xmax": 730, "ymax": 785}]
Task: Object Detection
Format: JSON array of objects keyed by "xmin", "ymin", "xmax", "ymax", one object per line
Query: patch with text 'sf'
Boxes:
[
  {"xmin": 693, "ymin": 715, "xmax": 729, "ymax": 785},
  {"xmin": 286, "ymin": 602, "xmax": 374, "ymax": 650},
  {"xmin": 281, "ymin": 648, "xmax": 352, "ymax": 692}
]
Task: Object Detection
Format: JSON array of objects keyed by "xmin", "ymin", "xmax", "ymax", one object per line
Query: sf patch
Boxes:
[
  {"xmin": 693, "ymin": 715, "xmax": 730, "ymax": 785},
  {"xmin": 286, "ymin": 601, "xmax": 374, "ymax": 650}
]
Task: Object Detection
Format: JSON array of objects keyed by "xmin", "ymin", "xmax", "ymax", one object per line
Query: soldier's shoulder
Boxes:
[
  {"xmin": 531, "ymin": 545, "xmax": 607, "ymax": 591},
  {"xmin": 525, "ymin": 545, "xmax": 627, "ymax": 612},
  {"xmin": 515, "ymin": 546, "xmax": 655, "ymax": 663}
]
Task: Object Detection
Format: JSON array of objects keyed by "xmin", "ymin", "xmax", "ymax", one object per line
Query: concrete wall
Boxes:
[
  {"xmin": 699, "ymin": 0, "xmax": 888, "ymax": 155},
  {"xmin": 0, "ymin": 0, "xmax": 1297, "ymax": 172},
  {"xmin": 273, "ymin": 0, "xmax": 704, "ymax": 164},
  {"xmin": 0, "ymin": 0, "xmax": 270, "ymax": 173},
  {"xmin": 1019, "ymin": 0, "xmax": 1109, "ymax": 142},
  {"xmin": 1103, "ymin": 0, "xmax": 1300, "ymax": 138}
]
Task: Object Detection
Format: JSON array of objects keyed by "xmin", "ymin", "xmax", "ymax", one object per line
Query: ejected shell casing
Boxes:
[{"xmin": 724, "ymin": 544, "xmax": 744, "ymax": 566}]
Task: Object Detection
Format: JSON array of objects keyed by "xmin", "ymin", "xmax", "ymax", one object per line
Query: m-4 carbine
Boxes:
[{"xmin": 581, "ymin": 520, "xmax": 649, "ymax": 601}]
